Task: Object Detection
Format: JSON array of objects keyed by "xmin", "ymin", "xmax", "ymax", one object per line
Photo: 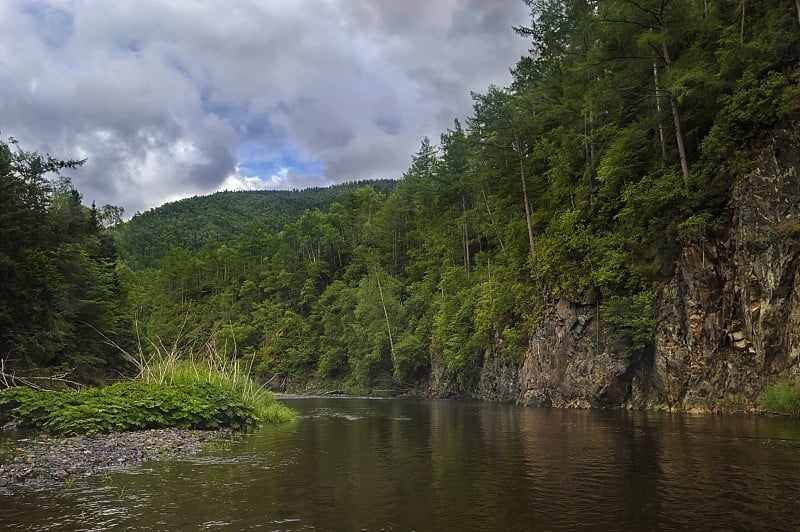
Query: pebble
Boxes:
[{"xmin": 0, "ymin": 428, "xmax": 235, "ymax": 494}]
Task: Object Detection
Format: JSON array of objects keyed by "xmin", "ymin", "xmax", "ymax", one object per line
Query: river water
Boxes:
[{"xmin": 2, "ymin": 397, "xmax": 800, "ymax": 530}]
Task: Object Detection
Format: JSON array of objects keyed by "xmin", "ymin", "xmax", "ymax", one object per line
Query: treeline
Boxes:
[{"xmin": 4, "ymin": 0, "xmax": 799, "ymax": 391}]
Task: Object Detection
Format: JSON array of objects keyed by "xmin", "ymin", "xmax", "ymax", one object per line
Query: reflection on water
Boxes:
[{"xmin": 2, "ymin": 398, "xmax": 800, "ymax": 530}]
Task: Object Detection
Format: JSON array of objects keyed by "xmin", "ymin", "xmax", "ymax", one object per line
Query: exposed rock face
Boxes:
[
  {"xmin": 427, "ymin": 363, "xmax": 463, "ymax": 399},
  {"xmin": 427, "ymin": 128, "xmax": 800, "ymax": 409},
  {"xmin": 520, "ymin": 300, "xmax": 595, "ymax": 407},
  {"xmin": 427, "ymin": 346, "xmax": 523, "ymax": 401},
  {"xmin": 476, "ymin": 352, "xmax": 521, "ymax": 402},
  {"xmin": 517, "ymin": 299, "xmax": 646, "ymax": 409},
  {"xmin": 655, "ymin": 127, "xmax": 800, "ymax": 411},
  {"xmin": 509, "ymin": 127, "xmax": 800, "ymax": 410}
]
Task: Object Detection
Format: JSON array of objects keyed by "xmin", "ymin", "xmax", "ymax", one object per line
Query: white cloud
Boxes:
[
  {"xmin": 0, "ymin": 0, "xmax": 530, "ymax": 214},
  {"xmin": 220, "ymin": 167, "xmax": 284, "ymax": 192}
]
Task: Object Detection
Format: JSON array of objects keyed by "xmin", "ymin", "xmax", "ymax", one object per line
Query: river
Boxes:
[{"xmin": 2, "ymin": 397, "xmax": 799, "ymax": 530}]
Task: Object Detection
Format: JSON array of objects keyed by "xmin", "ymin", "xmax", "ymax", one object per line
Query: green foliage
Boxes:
[
  {"xmin": 392, "ymin": 333, "xmax": 427, "ymax": 384},
  {"xmin": 600, "ymin": 291, "xmax": 656, "ymax": 355},
  {"xmin": 758, "ymin": 382, "xmax": 800, "ymax": 416},
  {"xmin": 0, "ymin": 138, "xmax": 130, "ymax": 379},
  {"xmin": 0, "ymin": 328, "xmax": 296, "ymax": 435},
  {"xmin": 123, "ymin": 332, "xmax": 296, "ymax": 426},
  {"xmin": 115, "ymin": 181, "xmax": 397, "ymax": 270},
  {"xmin": 314, "ymin": 281, "xmax": 357, "ymax": 379},
  {"xmin": 677, "ymin": 212, "xmax": 722, "ymax": 244},
  {"xmin": 429, "ymin": 267, "xmax": 489, "ymax": 390},
  {"xmin": 703, "ymin": 70, "xmax": 800, "ymax": 168},
  {"xmin": 0, "ymin": 382, "xmax": 259, "ymax": 435}
]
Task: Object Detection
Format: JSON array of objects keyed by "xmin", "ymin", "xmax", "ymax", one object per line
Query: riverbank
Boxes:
[{"xmin": 0, "ymin": 427, "xmax": 236, "ymax": 494}]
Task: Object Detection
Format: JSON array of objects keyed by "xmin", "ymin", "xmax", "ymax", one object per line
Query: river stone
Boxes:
[{"xmin": 0, "ymin": 428, "xmax": 236, "ymax": 494}]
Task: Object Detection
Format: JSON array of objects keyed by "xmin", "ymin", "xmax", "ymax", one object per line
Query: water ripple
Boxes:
[{"xmin": 2, "ymin": 402, "xmax": 800, "ymax": 530}]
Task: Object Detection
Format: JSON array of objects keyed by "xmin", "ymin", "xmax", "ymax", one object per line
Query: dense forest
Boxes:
[
  {"xmin": 2, "ymin": 0, "xmax": 799, "ymax": 394},
  {"xmin": 0, "ymin": 140, "xmax": 130, "ymax": 381},
  {"xmin": 116, "ymin": 181, "xmax": 398, "ymax": 270}
]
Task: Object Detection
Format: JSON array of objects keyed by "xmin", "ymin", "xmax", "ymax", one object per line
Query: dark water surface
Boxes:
[{"xmin": 2, "ymin": 397, "xmax": 800, "ymax": 530}]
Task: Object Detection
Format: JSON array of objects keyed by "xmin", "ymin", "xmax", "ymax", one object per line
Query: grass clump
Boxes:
[
  {"xmin": 0, "ymin": 381, "xmax": 258, "ymax": 435},
  {"xmin": 0, "ymin": 333, "xmax": 296, "ymax": 435},
  {"xmin": 124, "ymin": 335, "xmax": 296, "ymax": 426},
  {"xmin": 758, "ymin": 381, "xmax": 800, "ymax": 416}
]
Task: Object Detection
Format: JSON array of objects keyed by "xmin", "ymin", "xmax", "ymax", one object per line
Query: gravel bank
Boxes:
[{"xmin": 0, "ymin": 428, "xmax": 235, "ymax": 493}]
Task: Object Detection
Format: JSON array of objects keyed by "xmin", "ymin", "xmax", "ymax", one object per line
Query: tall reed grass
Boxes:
[{"xmin": 121, "ymin": 331, "xmax": 296, "ymax": 425}]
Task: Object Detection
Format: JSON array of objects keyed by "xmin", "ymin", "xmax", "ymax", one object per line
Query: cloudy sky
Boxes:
[{"xmin": 0, "ymin": 1, "xmax": 531, "ymax": 215}]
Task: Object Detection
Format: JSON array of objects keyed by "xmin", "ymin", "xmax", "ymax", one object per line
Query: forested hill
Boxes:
[{"xmin": 114, "ymin": 180, "xmax": 397, "ymax": 269}]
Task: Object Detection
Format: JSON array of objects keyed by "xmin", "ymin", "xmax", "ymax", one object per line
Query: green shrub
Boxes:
[
  {"xmin": 600, "ymin": 290, "xmax": 656, "ymax": 356},
  {"xmin": 0, "ymin": 382, "xmax": 262, "ymax": 435},
  {"xmin": 0, "ymin": 334, "xmax": 297, "ymax": 435},
  {"xmin": 122, "ymin": 335, "xmax": 297, "ymax": 427},
  {"xmin": 758, "ymin": 382, "xmax": 800, "ymax": 416}
]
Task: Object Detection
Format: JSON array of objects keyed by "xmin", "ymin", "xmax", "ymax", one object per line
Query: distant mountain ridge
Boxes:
[{"xmin": 114, "ymin": 180, "xmax": 397, "ymax": 269}]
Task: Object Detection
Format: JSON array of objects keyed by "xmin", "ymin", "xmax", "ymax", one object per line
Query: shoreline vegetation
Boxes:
[
  {"xmin": 0, "ymin": 335, "xmax": 296, "ymax": 492},
  {"xmin": 0, "ymin": 336, "xmax": 296, "ymax": 436},
  {"xmin": 119, "ymin": 331, "xmax": 298, "ymax": 429},
  {"xmin": 758, "ymin": 382, "xmax": 800, "ymax": 417}
]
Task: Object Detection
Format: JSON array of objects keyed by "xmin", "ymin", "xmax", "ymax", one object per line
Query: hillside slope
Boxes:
[{"xmin": 114, "ymin": 180, "xmax": 396, "ymax": 269}]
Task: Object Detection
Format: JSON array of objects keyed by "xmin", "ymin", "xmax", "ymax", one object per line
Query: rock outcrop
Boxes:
[
  {"xmin": 654, "ymin": 127, "xmax": 800, "ymax": 411},
  {"xmin": 519, "ymin": 299, "xmax": 624, "ymax": 408},
  {"xmin": 476, "ymin": 351, "xmax": 521, "ymax": 402},
  {"xmin": 509, "ymin": 127, "xmax": 800, "ymax": 411}
]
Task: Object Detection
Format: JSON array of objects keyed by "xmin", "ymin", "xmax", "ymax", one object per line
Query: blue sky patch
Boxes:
[{"xmin": 238, "ymin": 144, "xmax": 323, "ymax": 180}]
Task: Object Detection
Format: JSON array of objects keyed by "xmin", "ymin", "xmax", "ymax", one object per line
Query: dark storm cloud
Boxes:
[
  {"xmin": 0, "ymin": 0, "xmax": 530, "ymax": 214},
  {"xmin": 449, "ymin": 0, "xmax": 524, "ymax": 37},
  {"xmin": 187, "ymin": 141, "xmax": 236, "ymax": 189}
]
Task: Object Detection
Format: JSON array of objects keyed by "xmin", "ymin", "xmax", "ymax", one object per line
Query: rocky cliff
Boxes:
[
  {"xmin": 516, "ymin": 299, "xmax": 642, "ymax": 408},
  {"xmin": 653, "ymin": 127, "xmax": 800, "ymax": 411},
  {"xmin": 503, "ymin": 127, "xmax": 800, "ymax": 411}
]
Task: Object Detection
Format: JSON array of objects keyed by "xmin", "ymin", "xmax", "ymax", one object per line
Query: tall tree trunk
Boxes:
[
  {"xmin": 589, "ymin": 109, "xmax": 596, "ymax": 196},
  {"xmin": 514, "ymin": 131, "xmax": 538, "ymax": 271},
  {"xmin": 584, "ymin": 111, "xmax": 597, "ymax": 197},
  {"xmin": 796, "ymin": 0, "xmax": 800, "ymax": 27},
  {"xmin": 480, "ymin": 185, "xmax": 505, "ymax": 251},
  {"xmin": 669, "ymin": 92, "xmax": 690, "ymax": 188},
  {"xmin": 582, "ymin": 34, "xmax": 596, "ymax": 199},
  {"xmin": 391, "ymin": 229, "xmax": 398, "ymax": 275},
  {"xmin": 740, "ymin": 0, "xmax": 746, "ymax": 42},
  {"xmin": 653, "ymin": 60, "xmax": 667, "ymax": 160},
  {"xmin": 584, "ymin": 117, "xmax": 591, "ymax": 186},
  {"xmin": 461, "ymin": 194, "xmax": 470, "ymax": 276},
  {"xmin": 661, "ymin": 41, "xmax": 690, "ymax": 189},
  {"xmin": 374, "ymin": 268, "xmax": 395, "ymax": 367}
]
